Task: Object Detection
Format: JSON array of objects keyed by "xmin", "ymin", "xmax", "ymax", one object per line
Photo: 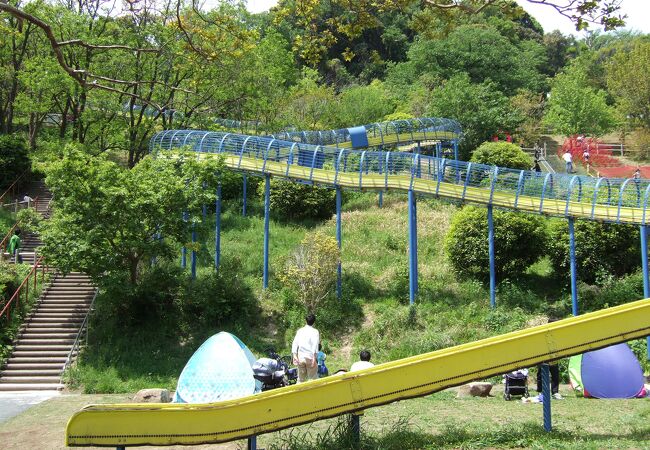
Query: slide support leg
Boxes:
[
  {"xmin": 191, "ymin": 223, "xmax": 197, "ymax": 279},
  {"xmin": 488, "ymin": 204, "xmax": 496, "ymax": 308},
  {"xmin": 242, "ymin": 174, "xmax": 248, "ymax": 217},
  {"xmin": 568, "ymin": 217, "xmax": 578, "ymax": 316},
  {"xmin": 336, "ymin": 186, "xmax": 342, "ymax": 299},
  {"xmin": 247, "ymin": 436, "xmax": 257, "ymax": 450},
  {"xmin": 350, "ymin": 414, "xmax": 361, "ymax": 445},
  {"xmin": 215, "ymin": 183, "xmax": 222, "ymax": 269},
  {"xmin": 408, "ymin": 189, "xmax": 418, "ymax": 305},
  {"xmin": 541, "ymin": 364, "xmax": 552, "ymax": 432},
  {"xmin": 641, "ymin": 225, "xmax": 650, "ymax": 359},
  {"xmin": 263, "ymin": 174, "xmax": 271, "ymax": 289}
]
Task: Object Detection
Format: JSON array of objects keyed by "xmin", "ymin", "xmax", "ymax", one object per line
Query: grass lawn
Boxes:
[{"xmin": 1, "ymin": 385, "xmax": 648, "ymax": 449}]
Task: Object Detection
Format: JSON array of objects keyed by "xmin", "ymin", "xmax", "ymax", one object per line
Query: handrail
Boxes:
[
  {"xmin": 0, "ymin": 170, "xmax": 28, "ymax": 207},
  {"xmin": 0, "ymin": 255, "xmax": 48, "ymax": 322},
  {"xmin": 63, "ymin": 287, "xmax": 98, "ymax": 373}
]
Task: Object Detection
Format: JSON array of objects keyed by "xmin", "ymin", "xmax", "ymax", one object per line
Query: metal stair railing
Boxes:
[
  {"xmin": 0, "ymin": 255, "xmax": 49, "ymax": 323},
  {"xmin": 63, "ymin": 287, "xmax": 98, "ymax": 373}
]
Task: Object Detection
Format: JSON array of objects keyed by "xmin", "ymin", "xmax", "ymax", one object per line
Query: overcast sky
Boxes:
[{"xmin": 245, "ymin": 0, "xmax": 650, "ymax": 36}]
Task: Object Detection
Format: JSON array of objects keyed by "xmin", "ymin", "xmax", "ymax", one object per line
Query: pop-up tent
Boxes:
[
  {"xmin": 569, "ymin": 343, "xmax": 646, "ymax": 398},
  {"xmin": 173, "ymin": 332, "xmax": 261, "ymax": 403}
]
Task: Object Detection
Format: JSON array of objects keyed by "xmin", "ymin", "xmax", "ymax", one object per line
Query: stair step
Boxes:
[
  {"xmin": 25, "ymin": 322, "xmax": 82, "ymax": 328},
  {"xmin": 30, "ymin": 312, "xmax": 87, "ymax": 317},
  {"xmin": 12, "ymin": 350, "xmax": 74, "ymax": 357},
  {"xmin": 16, "ymin": 338, "xmax": 76, "ymax": 344},
  {"xmin": 20, "ymin": 332, "xmax": 78, "ymax": 339},
  {"xmin": 1, "ymin": 369, "xmax": 63, "ymax": 376},
  {"xmin": 13, "ymin": 345, "xmax": 73, "ymax": 351},
  {"xmin": 0, "ymin": 383, "xmax": 64, "ymax": 391},
  {"xmin": 0, "ymin": 376, "xmax": 62, "ymax": 383},
  {"xmin": 21, "ymin": 328, "xmax": 79, "ymax": 333},
  {"xmin": 4, "ymin": 359, "xmax": 66, "ymax": 366}
]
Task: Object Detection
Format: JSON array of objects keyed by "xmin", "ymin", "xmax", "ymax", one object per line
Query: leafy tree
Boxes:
[
  {"xmin": 444, "ymin": 206, "xmax": 547, "ymax": 281},
  {"xmin": 328, "ymin": 80, "xmax": 396, "ymax": 129},
  {"xmin": 544, "ymin": 63, "xmax": 617, "ymax": 136},
  {"xmin": 543, "ymin": 30, "xmax": 578, "ymax": 77},
  {"xmin": 510, "ymin": 90, "xmax": 545, "ymax": 146},
  {"xmin": 606, "ymin": 39, "xmax": 650, "ymax": 129},
  {"xmin": 388, "ymin": 25, "xmax": 546, "ymax": 94},
  {"xmin": 426, "ymin": 73, "xmax": 522, "ymax": 158},
  {"xmin": 279, "ymin": 231, "xmax": 340, "ymax": 313},
  {"xmin": 279, "ymin": 68, "xmax": 336, "ymax": 130},
  {"xmin": 546, "ymin": 219, "xmax": 640, "ymax": 285},
  {"xmin": 471, "ymin": 142, "xmax": 532, "ymax": 170},
  {"xmin": 41, "ymin": 147, "xmax": 222, "ymax": 286},
  {"xmin": 0, "ymin": 134, "xmax": 30, "ymax": 188}
]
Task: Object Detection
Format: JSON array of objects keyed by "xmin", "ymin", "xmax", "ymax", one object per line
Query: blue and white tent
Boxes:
[{"xmin": 173, "ymin": 332, "xmax": 260, "ymax": 403}]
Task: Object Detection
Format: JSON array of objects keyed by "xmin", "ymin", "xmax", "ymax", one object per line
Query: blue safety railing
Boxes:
[
  {"xmin": 150, "ymin": 128, "xmax": 650, "ymax": 224},
  {"xmin": 214, "ymin": 117, "xmax": 462, "ymax": 148}
]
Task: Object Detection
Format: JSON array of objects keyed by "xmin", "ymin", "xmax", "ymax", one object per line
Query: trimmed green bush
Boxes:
[
  {"xmin": 444, "ymin": 206, "xmax": 547, "ymax": 280},
  {"xmin": 546, "ymin": 219, "xmax": 640, "ymax": 285},
  {"xmin": 470, "ymin": 141, "xmax": 533, "ymax": 170},
  {"xmin": 260, "ymin": 178, "xmax": 336, "ymax": 220}
]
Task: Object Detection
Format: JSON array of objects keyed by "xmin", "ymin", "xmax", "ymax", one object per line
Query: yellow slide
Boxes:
[{"xmin": 66, "ymin": 298, "xmax": 650, "ymax": 446}]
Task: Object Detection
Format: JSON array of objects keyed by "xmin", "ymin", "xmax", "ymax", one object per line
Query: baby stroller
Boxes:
[
  {"xmin": 503, "ymin": 369, "xmax": 529, "ymax": 400},
  {"xmin": 252, "ymin": 349, "xmax": 297, "ymax": 391}
]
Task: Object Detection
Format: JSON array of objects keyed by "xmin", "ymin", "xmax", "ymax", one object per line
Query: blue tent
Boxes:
[
  {"xmin": 569, "ymin": 343, "xmax": 646, "ymax": 398},
  {"xmin": 173, "ymin": 332, "xmax": 260, "ymax": 403}
]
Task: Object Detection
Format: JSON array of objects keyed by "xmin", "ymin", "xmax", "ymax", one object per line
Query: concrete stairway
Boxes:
[{"xmin": 0, "ymin": 272, "xmax": 96, "ymax": 391}]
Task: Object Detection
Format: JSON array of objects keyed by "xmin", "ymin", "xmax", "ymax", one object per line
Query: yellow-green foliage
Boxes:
[{"xmin": 280, "ymin": 231, "xmax": 340, "ymax": 313}]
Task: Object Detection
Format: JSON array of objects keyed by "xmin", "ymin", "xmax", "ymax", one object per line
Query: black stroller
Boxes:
[
  {"xmin": 252, "ymin": 349, "xmax": 298, "ymax": 391},
  {"xmin": 503, "ymin": 369, "xmax": 529, "ymax": 400}
]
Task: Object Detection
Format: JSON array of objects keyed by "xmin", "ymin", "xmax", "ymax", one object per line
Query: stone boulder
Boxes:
[
  {"xmin": 133, "ymin": 388, "xmax": 171, "ymax": 403},
  {"xmin": 456, "ymin": 382, "xmax": 493, "ymax": 398}
]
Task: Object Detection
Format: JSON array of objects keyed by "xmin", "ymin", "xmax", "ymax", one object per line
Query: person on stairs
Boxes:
[{"xmin": 7, "ymin": 228, "xmax": 22, "ymax": 263}]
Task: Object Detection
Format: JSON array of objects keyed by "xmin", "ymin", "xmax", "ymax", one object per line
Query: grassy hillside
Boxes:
[{"xmin": 67, "ymin": 190, "xmax": 649, "ymax": 393}]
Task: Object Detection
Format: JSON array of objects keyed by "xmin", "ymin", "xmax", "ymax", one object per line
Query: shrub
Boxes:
[
  {"xmin": 279, "ymin": 231, "xmax": 340, "ymax": 313},
  {"xmin": 0, "ymin": 134, "xmax": 30, "ymax": 189},
  {"xmin": 546, "ymin": 219, "xmax": 640, "ymax": 285},
  {"xmin": 470, "ymin": 141, "xmax": 533, "ymax": 170},
  {"xmin": 219, "ymin": 171, "xmax": 262, "ymax": 202},
  {"xmin": 444, "ymin": 206, "xmax": 547, "ymax": 281},
  {"xmin": 261, "ymin": 178, "xmax": 336, "ymax": 221}
]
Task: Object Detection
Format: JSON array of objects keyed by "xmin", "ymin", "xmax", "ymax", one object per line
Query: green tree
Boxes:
[
  {"xmin": 260, "ymin": 178, "xmax": 336, "ymax": 221},
  {"xmin": 444, "ymin": 206, "xmax": 547, "ymax": 281},
  {"xmin": 606, "ymin": 39, "xmax": 650, "ymax": 129},
  {"xmin": 328, "ymin": 80, "xmax": 396, "ymax": 128},
  {"xmin": 471, "ymin": 142, "xmax": 532, "ymax": 170},
  {"xmin": 426, "ymin": 73, "xmax": 522, "ymax": 158},
  {"xmin": 544, "ymin": 63, "xmax": 617, "ymax": 136},
  {"xmin": 0, "ymin": 134, "xmax": 30, "ymax": 188},
  {"xmin": 547, "ymin": 219, "xmax": 640, "ymax": 285},
  {"xmin": 41, "ymin": 147, "xmax": 222, "ymax": 286}
]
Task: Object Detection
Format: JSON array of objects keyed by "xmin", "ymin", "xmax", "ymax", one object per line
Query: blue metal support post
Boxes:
[
  {"xmin": 263, "ymin": 174, "xmax": 271, "ymax": 289},
  {"xmin": 488, "ymin": 205, "xmax": 496, "ymax": 308},
  {"xmin": 378, "ymin": 146, "xmax": 383, "ymax": 208},
  {"xmin": 541, "ymin": 364, "xmax": 552, "ymax": 432},
  {"xmin": 336, "ymin": 186, "xmax": 342, "ymax": 299},
  {"xmin": 568, "ymin": 217, "xmax": 578, "ymax": 316},
  {"xmin": 408, "ymin": 189, "xmax": 418, "ymax": 304},
  {"xmin": 191, "ymin": 223, "xmax": 197, "ymax": 279},
  {"xmin": 242, "ymin": 174, "xmax": 248, "ymax": 217},
  {"xmin": 350, "ymin": 414, "xmax": 361, "ymax": 445},
  {"xmin": 453, "ymin": 139, "xmax": 458, "ymax": 161},
  {"xmin": 247, "ymin": 436, "xmax": 257, "ymax": 450},
  {"xmin": 641, "ymin": 225, "xmax": 650, "ymax": 359},
  {"xmin": 215, "ymin": 183, "xmax": 222, "ymax": 269},
  {"xmin": 181, "ymin": 211, "xmax": 187, "ymax": 269}
]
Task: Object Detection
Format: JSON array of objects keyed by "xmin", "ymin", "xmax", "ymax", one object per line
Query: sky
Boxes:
[{"xmin": 244, "ymin": 0, "xmax": 650, "ymax": 36}]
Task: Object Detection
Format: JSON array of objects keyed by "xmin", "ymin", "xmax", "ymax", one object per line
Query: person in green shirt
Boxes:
[{"xmin": 7, "ymin": 228, "xmax": 22, "ymax": 263}]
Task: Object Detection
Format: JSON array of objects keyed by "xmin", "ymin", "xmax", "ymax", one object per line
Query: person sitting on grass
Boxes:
[
  {"xmin": 350, "ymin": 350, "xmax": 374, "ymax": 372},
  {"xmin": 317, "ymin": 343, "xmax": 328, "ymax": 377}
]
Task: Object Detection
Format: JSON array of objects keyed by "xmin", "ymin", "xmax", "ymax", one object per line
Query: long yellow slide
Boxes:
[{"xmin": 66, "ymin": 298, "xmax": 650, "ymax": 446}]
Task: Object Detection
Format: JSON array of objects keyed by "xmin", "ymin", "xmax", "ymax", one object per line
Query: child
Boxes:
[{"xmin": 317, "ymin": 343, "xmax": 328, "ymax": 377}]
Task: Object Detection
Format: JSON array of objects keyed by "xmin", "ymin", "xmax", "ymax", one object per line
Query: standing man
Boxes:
[
  {"xmin": 562, "ymin": 150, "xmax": 574, "ymax": 174},
  {"xmin": 292, "ymin": 314, "xmax": 320, "ymax": 383}
]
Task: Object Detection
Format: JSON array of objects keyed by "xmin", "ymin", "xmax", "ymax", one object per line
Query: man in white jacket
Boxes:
[{"xmin": 292, "ymin": 314, "xmax": 320, "ymax": 383}]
